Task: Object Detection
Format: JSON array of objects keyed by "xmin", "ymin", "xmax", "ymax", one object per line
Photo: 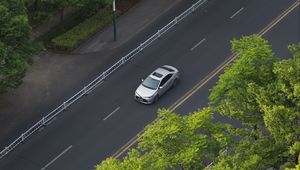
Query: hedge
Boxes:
[{"xmin": 51, "ymin": 6, "xmax": 111, "ymax": 51}]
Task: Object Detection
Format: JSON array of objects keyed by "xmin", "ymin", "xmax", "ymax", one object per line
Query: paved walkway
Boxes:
[{"xmin": 0, "ymin": 0, "xmax": 182, "ymax": 149}]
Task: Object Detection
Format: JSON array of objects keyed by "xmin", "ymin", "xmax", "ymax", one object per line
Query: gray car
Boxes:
[{"xmin": 135, "ymin": 65, "xmax": 179, "ymax": 104}]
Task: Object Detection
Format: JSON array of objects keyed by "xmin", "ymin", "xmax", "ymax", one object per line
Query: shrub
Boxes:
[{"xmin": 51, "ymin": 6, "xmax": 111, "ymax": 51}]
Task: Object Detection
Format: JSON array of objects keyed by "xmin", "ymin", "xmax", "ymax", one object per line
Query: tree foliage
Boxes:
[
  {"xmin": 209, "ymin": 35, "xmax": 276, "ymax": 129},
  {"xmin": 208, "ymin": 136, "xmax": 286, "ymax": 170},
  {"xmin": 0, "ymin": 42, "xmax": 29, "ymax": 92},
  {"xmin": 247, "ymin": 43, "xmax": 300, "ymax": 164},
  {"xmin": 0, "ymin": 1, "xmax": 31, "ymax": 47},
  {"xmin": 0, "ymin": 0, "xmax": 33, "ymax": 93},
  {"xmin": 25, "ymin": 0, "xmax": 112, "ymax": 23},
  {"xmin": 96, "ymin": 108, "xmax": 235, "ymax": 170}
]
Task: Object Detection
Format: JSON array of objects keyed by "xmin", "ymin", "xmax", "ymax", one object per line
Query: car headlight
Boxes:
[{"xmin": 143, "ymin": 96, "xmax": 153, "ymax": 100}]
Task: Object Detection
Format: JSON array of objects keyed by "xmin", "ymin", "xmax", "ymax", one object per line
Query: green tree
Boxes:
[
  {"xmin": 0, "ymin": 0, "xmax": 32, "ymax": 93},
  {"xmin": 0, "ymin": 42, "xmax": 29, "ymax": 92},
  {"xmin": 208, "ymin": 36, "xmax": 299, "ymax": 168},
  {"xmin": 139, "ymin": 108, "xmax": 235, "ymax": 169},
  {"xmin": 209, "ymin": 35, "xmax": 276, "ymax": 133},
  {"xmin": 47, "ymin": 0, "xmax": 81, "ymax": 22},
  {"xmin": 208, "ymin": 136, "xmax": 286, "ymax": 170},
  {"xmin": 0, "ymin": 0, "xmax": 31, "ymax": 46},
  {"xmin": 247, "ymin": 43, "xmax": 300, "ymax": 164},
  {"xmin": 24, "ymin": 0, "xmax": 40, "ymax": 11},
  {"xmin": 208, "ymin": 39, "xmax": 300, "ymax": 169},
  {"xmin": 2, "ymin": 0, "xmax": 31, "ymax": 37},
  {"xmin": 3, "ymin": 0, "xmax": 27, "ymax": 16},
  {"xmin": 2, "ymin": 15, "xmax": 31, "ymax": 47},
  {"xmin": 96, "ymin": 108, "xmax": 235, "ymax": 170},
  {"xmin": 47, "ymin": 0, "xmax": 111, "ymax": 23},
  {"xmin": 95, "ymin": 157, "xmax": 123, "ymax": 170}
]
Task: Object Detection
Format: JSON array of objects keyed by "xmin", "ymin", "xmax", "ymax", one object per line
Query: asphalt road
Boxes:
[{"xmin": 0, "ymin": 0, "xmax": 299, "ymax": 170}]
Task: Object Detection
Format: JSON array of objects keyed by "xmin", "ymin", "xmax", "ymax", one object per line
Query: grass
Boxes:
[
  {"xmin": 35, "ymin": 7, "xmax": 93, "ymax": 47},
  {"xmin": 51, "ymin": 6, "xmax": 112, "ymax": 51}
]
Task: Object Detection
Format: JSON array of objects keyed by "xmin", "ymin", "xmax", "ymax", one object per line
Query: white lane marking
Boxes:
[
  {"xmin": 41, "ymin": 145, "xmax": 73, "ymax": 170},
  {"xmin": 103, "ymin": 107, "xmax": 120, "ymax": 120},
  {"xmin": 230, "ymin": 7, "xmax": 244, "ymax": 19},
  {"xmin": 190, "ymin": 38, "xmax": 206, "ymax": 51}
]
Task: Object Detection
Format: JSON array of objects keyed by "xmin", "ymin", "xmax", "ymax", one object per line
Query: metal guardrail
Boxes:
[{"xmin": 0, "ymin": 0, "xmax": 208, "ymax": 159}]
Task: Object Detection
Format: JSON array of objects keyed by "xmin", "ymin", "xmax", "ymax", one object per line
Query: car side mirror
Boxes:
[
  {"xmin": 141, "ymin": 79, "xmax": 144, "ymax": 82},
  {"xmin": 159, "ymin": 86, "xmax": 163, "ymax": 89}
]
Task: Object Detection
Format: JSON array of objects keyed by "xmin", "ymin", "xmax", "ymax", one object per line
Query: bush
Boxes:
[
  {"xmin": 30, "ymin": 11, "xmax": 54, "ymax": 28},
  {"xmin": 51, "ymin": 6, "xmax": 111, "ymax": 51}
]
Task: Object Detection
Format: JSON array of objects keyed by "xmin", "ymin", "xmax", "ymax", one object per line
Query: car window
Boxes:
[
  {"xmin": 142, "ymin": 77, "xmax": 160, "ymax": 90},
  {"xmin": 160, "ymin": 74, "xmax": 172, "ymax": 87}
]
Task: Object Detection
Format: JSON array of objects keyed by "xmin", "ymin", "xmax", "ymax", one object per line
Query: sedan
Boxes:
[{"xmin": 135, "ymin": 65, "xmax": 179, "ymax": 104}]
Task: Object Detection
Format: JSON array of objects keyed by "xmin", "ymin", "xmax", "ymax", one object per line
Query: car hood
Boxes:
[{"xmin": 135, "ymin": 85, "xmax": 156, "ymax": 98}]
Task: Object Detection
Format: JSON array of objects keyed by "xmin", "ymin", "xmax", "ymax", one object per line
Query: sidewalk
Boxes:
[{"xmin": 0, "ymin": 0, "xmax": 183, "ymax": 149}]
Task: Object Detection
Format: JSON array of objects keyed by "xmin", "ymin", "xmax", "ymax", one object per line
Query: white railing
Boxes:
[{"xmin": 0, "ymin": 0, "xmax": 208, "ymax": 159}]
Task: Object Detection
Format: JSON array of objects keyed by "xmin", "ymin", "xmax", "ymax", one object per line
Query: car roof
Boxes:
[{"xmin": 149, "ymin": 66, "xmax": 174, "ymax": 80}]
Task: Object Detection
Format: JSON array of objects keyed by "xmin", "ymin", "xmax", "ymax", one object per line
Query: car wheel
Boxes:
[
  {"xmin": 172, "ymin": 78, "xmax": 178, "ymax": 87},
  {"xmin": 153, "ymin": 95, "xmax": 159, "ymax": 103}
]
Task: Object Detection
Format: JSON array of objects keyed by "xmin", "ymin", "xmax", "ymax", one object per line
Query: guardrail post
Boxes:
[
  {"xmin": 21, "ymin": 133, "xmax": 25, "ymax": 142},
  {"xmin": 157, "ymin": 29, "xmax": 162, "ymax": 38},
  {"xmin": 42, "ymin": 117, "xmax": 46, "ymax": 126},
  {"xmin": 139, "ymin": 43, "xmax": 144, "ymax": 52},
  {"xmin": 1, "ymin": 147, "xmax": 8, "ymax": 158},
  {"xmin": 175, "ymin": 17, "xmax": 179, "ymax": 25},
  {"xmin": 192, "ymin": 4, "xmax": 196, "ymax": 12},
  {"xmin": 63, "ymin": 102, "xmax": 68, "ymax": 111},
  {"xmin": 121, "ymin": 57, "xmax": 125, "ymax": 65},
  {"xmin": 83, "ymin": 86, "xmax": 88, "ymax": 95},
  {"xmin": 5, "ymin": 147, "xmax": 8, "ymax": 154}
]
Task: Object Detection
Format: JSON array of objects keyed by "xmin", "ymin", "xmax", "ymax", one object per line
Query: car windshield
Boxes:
[{"xmin": 142, "ymin": 77, "xmax": 160, "ymax": 90}]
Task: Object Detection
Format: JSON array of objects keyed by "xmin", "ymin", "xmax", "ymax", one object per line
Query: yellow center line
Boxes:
[
  {"xmin": 112, "ymin": 1, "xmax": 299, "ymax": 159},
  {"xmin": 259, "ymin": 0, "xmax": 299, "ymax": 36}
]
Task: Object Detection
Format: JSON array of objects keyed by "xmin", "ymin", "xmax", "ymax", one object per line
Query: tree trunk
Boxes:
[
  {"xmin": 253, "ymin": 124, "xmax": 258, "ymax": 140},
  {"xmin": 33, "ymin": 0, "xmax": 39, "ymax": 11},
  {"xmin": 60, "ymin": 7, "xmax": 64, "ymax": 23}
]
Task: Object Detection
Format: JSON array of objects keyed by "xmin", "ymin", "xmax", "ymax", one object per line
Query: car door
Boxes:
[{"xmin": 158, "ymin": 74, "xmax": 173, "ymax": 95}]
